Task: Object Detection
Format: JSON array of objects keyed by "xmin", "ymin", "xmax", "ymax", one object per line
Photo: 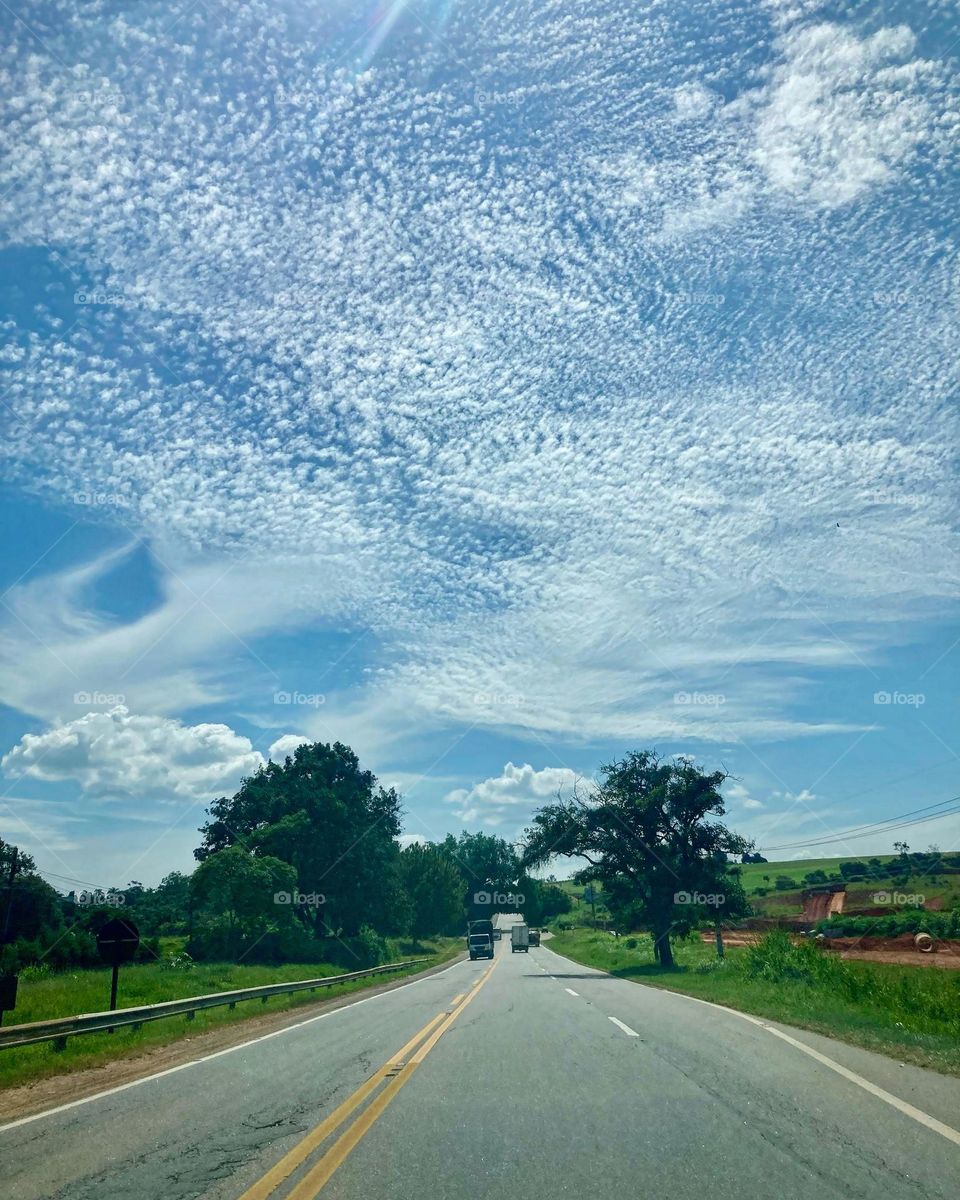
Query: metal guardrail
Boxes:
[{"xmin": 0, "ymin": 959, "xmax": 430, "ymax": 1051}]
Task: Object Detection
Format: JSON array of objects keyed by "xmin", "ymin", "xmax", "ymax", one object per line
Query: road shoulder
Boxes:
[{"xmin": 0, "ymin": 952, "xmax": 465, "ymax": 1125}]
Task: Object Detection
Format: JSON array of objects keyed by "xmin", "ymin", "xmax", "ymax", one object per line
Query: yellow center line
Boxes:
[
  {"xmin": 236, "ymin": 1009, "xmax": 448, "ymax": 1200},
  {"xmin": 284, "ymin": 959, "xmax": 499, "ymax": 1199}
]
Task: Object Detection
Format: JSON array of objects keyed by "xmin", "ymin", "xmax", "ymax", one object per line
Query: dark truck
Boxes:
[{"xmin": 467, "ymin": 918, "xmax": 495, "ymax": 960}]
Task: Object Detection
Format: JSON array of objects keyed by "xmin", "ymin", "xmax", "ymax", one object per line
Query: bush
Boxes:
[
  {"xmin": 625, "ymin": 937, "xmax": 638, "ymax": 949},
  {"xmin": 774, "ymin": 876, "xmax": 798, "ymax": 891}
]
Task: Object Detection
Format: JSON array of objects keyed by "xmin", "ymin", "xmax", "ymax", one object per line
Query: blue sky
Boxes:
[{"xmin": 0, "ymin": 0, "xmax": 958, "ymax": 887}]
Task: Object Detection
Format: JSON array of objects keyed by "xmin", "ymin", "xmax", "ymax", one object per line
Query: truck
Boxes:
[
  {"xmin": 511, "ymin": 923, "xmax": 530, "ymax": 953},
  {"xmin": 467, "ymin": 919, "xmax": 495, "ymax": 960}
]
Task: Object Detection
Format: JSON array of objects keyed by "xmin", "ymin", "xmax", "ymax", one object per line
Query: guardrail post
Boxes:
[{"xmin": 53, "ymin": 1036, "xmax": 67, "ymax": 1052}]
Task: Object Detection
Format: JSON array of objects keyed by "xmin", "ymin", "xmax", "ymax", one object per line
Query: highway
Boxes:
[{"xmin": 3, "ymin": 937, "xmax": 960, "ymax": 1200}]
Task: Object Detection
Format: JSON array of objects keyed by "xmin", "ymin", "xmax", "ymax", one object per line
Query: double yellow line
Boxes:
[{"xmin": 238, "ymin": 961, "xmax": 498, "ymax": 1200}]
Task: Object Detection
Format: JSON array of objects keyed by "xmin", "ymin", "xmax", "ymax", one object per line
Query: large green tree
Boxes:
[
  {"xmin": 196, "ymin": 741, "xmax": 405, "ymax": 937},
  {"xmin": 439, "ymin": 831, "xmax": 522, "ymax": 923},
  {"xmin": 520, "ymin": 751, "xmax": 749, "ymax": 966},
  {"xmin": 399, "ymin": 842, "xmax": 464, "ymax": 938}
]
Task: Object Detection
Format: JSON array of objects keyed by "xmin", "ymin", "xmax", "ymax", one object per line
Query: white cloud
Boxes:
[
  {"xmin": 752, "ymin": 23, "xmax": 935, "ymax": 207},
  {"xmin": 444, "ymin": 762, "xmax": 578, "ymax": 828},
  {"xmin": 267, "ymin": 734, "xmax": 311, "ymax": 761},
  {"xmin": 2, "ymin": 706, "xmax": 263, "ymax": 804},
  {"xmin": 674, "ymin": 82, "xmax": 719, "ymax": 121},
  {"xmin": 725, "ymin": 781, "xmax": 764, "ymax": 810}
]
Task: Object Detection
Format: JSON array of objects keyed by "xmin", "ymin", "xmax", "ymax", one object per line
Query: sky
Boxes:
[{"xmin": 0, "ymin": 0, "xmax": 958, "ymax": 889}]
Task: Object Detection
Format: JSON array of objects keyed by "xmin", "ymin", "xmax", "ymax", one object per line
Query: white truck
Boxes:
[{"xmin": 511, "ymin": 923, "xmax": 530, "ymax": 953}]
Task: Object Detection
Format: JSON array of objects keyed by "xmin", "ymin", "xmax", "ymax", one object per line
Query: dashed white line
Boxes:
[
  {"xmin": 608, "ymin": 1016, "xmax": 639, "ymax": 1037},
  {"xmin": 565, "ymin": 987, "xmax": 579, "ymax": 997}
]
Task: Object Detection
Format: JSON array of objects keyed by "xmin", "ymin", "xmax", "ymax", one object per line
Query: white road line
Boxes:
[
  {"xmin": 674, "ymin": 992, "xmax": 960, "ymax": 1149},
  {"xmin": 545, "ymin": 943, "xmax": 960, "ymax": 1149},
  {"xmin": 565, "ymin": 988, "xmax": 579, "ymax": 997},
  {"xmin": 608, "ymin": 1016, "xmax": 639, "ymax": 1037},
  {"xmin": 0, "ymin": 956, "xmax": 467, "ymax": 1134}
]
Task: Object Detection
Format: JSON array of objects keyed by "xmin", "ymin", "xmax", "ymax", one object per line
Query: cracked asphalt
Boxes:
[{"xmin": 2, "ymin": 940, "xmax": 959, "ymax": 1200}]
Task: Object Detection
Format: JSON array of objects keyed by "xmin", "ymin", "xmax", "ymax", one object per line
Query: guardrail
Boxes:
[{"xmin": 0, "ymin": 959, "xmax": 430, "ymax": 1052}]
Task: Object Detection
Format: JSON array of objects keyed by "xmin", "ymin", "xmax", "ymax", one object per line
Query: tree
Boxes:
[
  {"xmin": 0, "ymin": 837, "xmax": 64, "ymax": 969},
  {"xmin": 196, "ymin": 742, "xmax": 404, "ymax": 937},
  {"xmin": 520, "ymin": 751, "xmax": 749, "ymax": 967},
  {"xmin": 519, "ymin": 878, "xmax": 572, "ymax": 926},
  {"xmin": 190, "ymin": 846, "xmax": 296, "ymax": 958},
  {"xmin": 399, "ymin": 843, "xmax": 463, "ymax": 938},
  {"xmin": 438, "ymin": 831, "xmax": 522, "ymax": 923}
]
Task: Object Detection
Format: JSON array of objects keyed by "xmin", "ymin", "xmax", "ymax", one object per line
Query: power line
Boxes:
[{"xmin": 761, "ymin": 795, "xmax": 960, "ymax": 853}]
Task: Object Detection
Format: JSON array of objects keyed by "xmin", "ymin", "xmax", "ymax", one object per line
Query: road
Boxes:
[{"xmin": 3, "ymin": 937, "xmax": 960, "ymax": 1200}]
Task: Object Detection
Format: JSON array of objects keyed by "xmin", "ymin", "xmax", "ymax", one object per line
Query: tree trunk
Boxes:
[
  {"xmin": 654, "ymin": 926, "xmax": 674, "ymax": 968},
  {"xmin": 714, "ymin": 921, "xmax": 725, "ymax": 960}
]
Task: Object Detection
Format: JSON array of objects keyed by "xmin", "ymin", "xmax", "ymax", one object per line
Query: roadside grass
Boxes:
[
  {"xmin": 0, "ymin": 938, "xmax": 461, "ymax": 1092},
  {"xmin": 549, "ymin": 927, "xmax": 960, "ymax": 1076}
]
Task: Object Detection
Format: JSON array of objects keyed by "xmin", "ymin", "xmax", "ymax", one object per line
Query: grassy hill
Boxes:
[{"xmin": 554, "ymin": 854, "xmax": 960, "ymax": 921}]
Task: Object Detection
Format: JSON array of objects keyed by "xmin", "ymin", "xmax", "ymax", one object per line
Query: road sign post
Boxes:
[{"xmin": 96, "ymin": 918, "xmax": 140, "ymax": 1023}]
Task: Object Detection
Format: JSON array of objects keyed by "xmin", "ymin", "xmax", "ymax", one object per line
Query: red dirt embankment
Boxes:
[{"xmin": 704, "ymin": 931, "xmax": 960, "ymax": 968}]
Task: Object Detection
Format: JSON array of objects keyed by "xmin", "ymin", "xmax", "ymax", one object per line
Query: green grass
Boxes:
[
  {"xmin": 0, "ymin": 938, "xmax": 461, "ymax": 1092},
  {"xmin": 549, "ymin": 927, "xmax": 960, "ymax": 1076}
]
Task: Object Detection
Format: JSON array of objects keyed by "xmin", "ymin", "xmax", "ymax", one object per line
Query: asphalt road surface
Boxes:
[{"xmin": 3, "ymin": 938, "xmax": 960, "ymax": 1200}]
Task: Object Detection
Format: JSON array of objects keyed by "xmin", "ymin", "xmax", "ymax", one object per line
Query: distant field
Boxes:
[
  {"xmin": 0, "ymin": 939, "xmax": 462, "ymax": 1092},
  {"xmin": 737, "ymin": 855, "xmax": 898, "ymax": 888},
  {"xmin": 557, "ymin": 855, "xmax": 960, "ymax": 919}
]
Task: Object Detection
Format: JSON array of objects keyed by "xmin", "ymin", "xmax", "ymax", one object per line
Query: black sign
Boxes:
[
  {"xmin": 0, "ymin": 975, "xmax": 17, "ymax": 1012},
  {"xmin": 96, "ymin": 917, "xmax": 140, "ymax": 965}
]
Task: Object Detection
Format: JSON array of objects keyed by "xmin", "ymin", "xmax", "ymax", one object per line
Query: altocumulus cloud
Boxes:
[
  {"xmin": 0, "ymin": 0, "xmax": 956, "ymax": 755},
  {"xmin": 2, "ymin": 707, "xmax": 264, "ymax": 804}
]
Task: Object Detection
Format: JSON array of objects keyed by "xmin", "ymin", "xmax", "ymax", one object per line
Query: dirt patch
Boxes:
[
  {"xmin": 0, "ymin": 952, "xmax": 464, "ymax": 1125},
  {"xmin": 704, "ymin": 931, "xmax": 960, "ymax": 968}
]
